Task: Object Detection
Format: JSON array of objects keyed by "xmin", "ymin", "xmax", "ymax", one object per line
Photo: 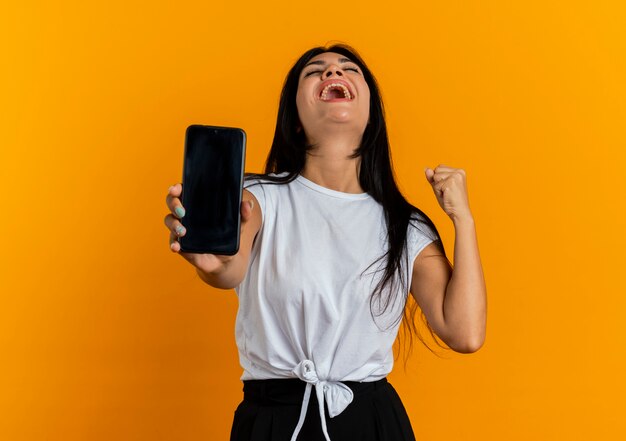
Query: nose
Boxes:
[{"xmin": 323, "ymin": 64, "xmax": 344, "ymax": 78}]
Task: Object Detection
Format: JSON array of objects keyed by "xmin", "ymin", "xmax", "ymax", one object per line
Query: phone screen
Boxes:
[{"xmin": 179, "ymin": 125, "xmax": 246, "ymax": 255}]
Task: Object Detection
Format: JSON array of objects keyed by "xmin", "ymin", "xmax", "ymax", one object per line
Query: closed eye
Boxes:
[{"xmin": 304, "ymin": 67, "xmax": 360, "ymax": 77}]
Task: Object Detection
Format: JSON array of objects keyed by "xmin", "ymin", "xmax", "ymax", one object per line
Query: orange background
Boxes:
[{"xmin": 2, "ymin": 1, "xmax": 625, "ymax": 440}]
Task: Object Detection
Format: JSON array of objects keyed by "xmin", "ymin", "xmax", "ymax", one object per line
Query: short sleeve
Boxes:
[
  {"xmin": 243, "ymin": 176, "xmax": 267, "ymax": 228},
  {"xmin": 406, "ymin": 214, "xmax": 439, "ymax": 265}
]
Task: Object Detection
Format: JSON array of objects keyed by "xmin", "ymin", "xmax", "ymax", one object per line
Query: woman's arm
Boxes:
[
  {"xmin": 410, "ymin": 215, "xmax": 487, "ymax": 353},
  {"xmin": 410, "ymin": 165, "xmax": 487, "ymax": 353}
]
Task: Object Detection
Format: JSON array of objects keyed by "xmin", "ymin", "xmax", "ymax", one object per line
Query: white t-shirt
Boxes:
[{"xmin": 234, "ymin": 173, "xmax": 437, "ymax": 441}]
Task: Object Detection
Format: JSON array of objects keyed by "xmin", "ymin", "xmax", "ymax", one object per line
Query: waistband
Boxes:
[{"xmin": 242, "ymin": 377, "xmax": 389, "ymax": 406}]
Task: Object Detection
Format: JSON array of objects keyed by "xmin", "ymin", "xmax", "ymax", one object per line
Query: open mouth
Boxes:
[{"xmin": 319, "ymin": 82, "xmax": 353, "ymax": 101}]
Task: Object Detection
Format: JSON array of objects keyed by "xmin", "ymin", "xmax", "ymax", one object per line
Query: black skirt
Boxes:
[{"xmin": 230, "ymin": 377, "xmax": 416, "ymax": 441}]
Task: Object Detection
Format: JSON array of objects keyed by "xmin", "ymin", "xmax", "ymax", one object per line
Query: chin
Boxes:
[{"xmin": 327, "ymin": 110, "xmax": 367, "ymax": 125}]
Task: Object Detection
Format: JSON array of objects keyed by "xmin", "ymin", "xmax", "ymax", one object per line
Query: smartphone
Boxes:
[{"xmin": 179, "ymin": 124, "xmax": 246, "ymax": 255}]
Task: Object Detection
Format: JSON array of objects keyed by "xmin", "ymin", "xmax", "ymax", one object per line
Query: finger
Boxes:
[
  {"xmin": 434, "ymin": 166, "xmax": 466, "ymax": 180},
  {"xmin": 169, "ymin": 231, "xmax": 181, "ymax": 253},
  {"xmin": 433, "ymin": 170, "xmax": 467, "ymax": 189},
  {"xmin": 164, "ymin": 213, "xmax": 187, "ymax": 237},
  {"xmin": 168, "ymin": 183, "xmax": 182, "ymax": 197},
  {"xmin": 434, "ymin": 164, "xmax": 456, "ymax": 173},
  {"xmin": 424, "ymin": 167, "xmax": 435, "ymax": 183},
  {"xmin": 434, "ymin": 183, "xmax": 446, "ymax": 197},
  {"xmin": 433, "ymin": 176, "xmax": 452, "ymax": 194},
  {"xmin": 425, "ymin": 167, "xmax": 454, "ymax": 182},
  {"xmin": 426, "ymin": 167, "xmax": 454, "ymax": 185},
  {"xmin": 240, "ymin": 199, "xmax": 254, "ymax": 223},
  {"xmin": 166, "ymin": 184, "xmax": 186, "ymax": 219},
  {"xmin": 432, "ymin": 171, "xmax": 454, "ymax": 183}
]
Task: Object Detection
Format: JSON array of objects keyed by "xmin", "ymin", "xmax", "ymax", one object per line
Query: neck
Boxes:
[{"xmin": 300, "ymin": 133, "xmax": 364, "ymax": 194}]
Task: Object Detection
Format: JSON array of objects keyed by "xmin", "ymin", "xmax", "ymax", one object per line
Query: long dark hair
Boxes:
[{"xmin": 246, "ymin": 43, "xmax": 450, "ymax": 358}]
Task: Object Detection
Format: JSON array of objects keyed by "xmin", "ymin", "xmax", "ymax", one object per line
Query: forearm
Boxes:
[{"xmin": 443, "ymin": 215, "xmax": 487, "ymax": 352}]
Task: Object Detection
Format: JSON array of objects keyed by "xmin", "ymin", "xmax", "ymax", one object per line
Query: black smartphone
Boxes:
[{"xmin": 179, "ymin": 124, "xmax": 246, "ymax": 255}]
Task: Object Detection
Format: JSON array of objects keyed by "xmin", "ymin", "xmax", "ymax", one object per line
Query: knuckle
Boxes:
[{"xmin": 171, "ymin": 220, "xmax": 182, "ymax": 232}]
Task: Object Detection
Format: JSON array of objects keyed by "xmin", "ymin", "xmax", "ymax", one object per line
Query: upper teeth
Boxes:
[{"xmin": 320, "ymin": 83, "xmax": 351, "ymax": 100}]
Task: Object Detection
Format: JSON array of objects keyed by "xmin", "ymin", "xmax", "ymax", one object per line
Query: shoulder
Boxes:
[
  {"xmin": 243, "ymin": 172, "xmax": 301, "ymax": 200},
  {"xmin": 407, "ymin": 211, "xmax": 450, "ymax": 299},
  {"xmin": 407, "ymin": 212, "xmax": 439, "ymax": 249},
  {"xmin": 243, "ymin": 172, "xmax": 297, "ymax": 223},
  {"xmin": 243, "ymin": 172, "xmax": 292, "ymax": 191}
]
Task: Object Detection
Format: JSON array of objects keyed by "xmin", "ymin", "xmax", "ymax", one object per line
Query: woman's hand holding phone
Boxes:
[{"xmin": 164, "ymin": 183, "xmax": 254, "ymax": 275}]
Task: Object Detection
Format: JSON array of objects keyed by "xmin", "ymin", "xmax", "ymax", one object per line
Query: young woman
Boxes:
[{"xmin": 164, "ymin": 44, "xmax": 487, "ymax": 441}]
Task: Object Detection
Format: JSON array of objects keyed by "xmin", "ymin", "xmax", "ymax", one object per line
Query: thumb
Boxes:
[
  {"xmin": 241, "ymin": 199, "xmax": 254, "ymax": 222},
  {"xmin": 424, "ymin": 167, "xmax": 435, "ymax": 184}
]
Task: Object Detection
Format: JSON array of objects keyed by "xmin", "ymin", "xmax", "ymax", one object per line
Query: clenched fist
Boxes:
[{"xmin": 424, "ymin": 165, "xmax": 473, "ymax": 223}]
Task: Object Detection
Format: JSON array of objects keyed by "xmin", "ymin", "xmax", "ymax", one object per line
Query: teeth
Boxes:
[{"xmin": 320, "ymin": 83, "xmax": 352, "ymax": 100}]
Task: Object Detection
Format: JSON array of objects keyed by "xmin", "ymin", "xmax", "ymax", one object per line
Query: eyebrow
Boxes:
[{"xmin": 303, "ymin": 57, "xmax": 355, "ymax": 68}]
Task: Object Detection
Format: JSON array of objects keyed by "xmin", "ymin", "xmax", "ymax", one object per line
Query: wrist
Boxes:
[
  {"xmin": 195, "ymin": 255, "xmax": 233, "ymax": 278},
  {"xmin": 451, "ymin": 212, "xmax": 475, "ymax": 226},
  {"xmin": 195, "ymin": 263, "xmax": 228, "ymax": 286}
]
